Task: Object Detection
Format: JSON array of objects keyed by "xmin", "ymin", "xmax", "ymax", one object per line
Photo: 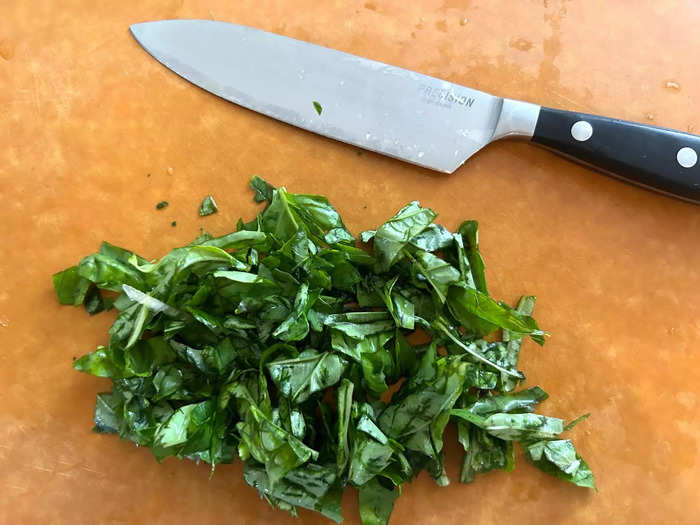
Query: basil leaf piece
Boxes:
[
  {"xmin": 373, "ymin": 201, "xmax": 437, "ymax": 271},
  {"xmin": 407, "ymin": 249, "xmax": 461, "ymax": 303},
  {"xmin": 244, "ymin": 462, "xmax": 343, "ymax": 522},
  {"xmin": 53, "ymin": 266, "xmax": 91, "ymax": 305},
  {"xmin": 465, "ymin": 387, "xmax": 549, "ymax": 416},
  {"xmin": 199, "ymin": 195, "xmax": 218, "ymax": 216},
  {"xmin": 358, "ymin": 477, "xmax": 399, "ymax": 525},
  {"xmin": 267, "ymin": 349, "xmax": 346, "ymax": 403},
  {"xmin": 458, "ymin": 423, "xmax": 513, "ymax": 483},
  {"xmin": 452, "ymin": 410, "xmax": 564, "ymax": 441},
  {"xmin": 524, "ymin": 439, "xmax": 596, "ymax": 489},
  {"xmin": 501, "ymin": 295, "xmax": 538, "ymax": 389},
  {"xmin": 250, "ymin": 175, "xmax": 275, "ymax": 203},
  {"xmin": 447, "ymin": 286, "xmax": 545, "ymax": 343},
  {"xmin": 457, "ymin": 220, "xmax": 487, "ymax": 293},
  {"xmin": 236, "ymin": 401, "xmax": 318, "ymax": 488},
  {"xmin": 409, "ymin": 223, "xmax": 454, "ymax": 252}
]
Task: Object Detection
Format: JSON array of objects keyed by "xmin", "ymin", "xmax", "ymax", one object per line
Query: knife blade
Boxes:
[{"xmin": 130, "ymin": 19, "xmax": 700, "ymax": 203}]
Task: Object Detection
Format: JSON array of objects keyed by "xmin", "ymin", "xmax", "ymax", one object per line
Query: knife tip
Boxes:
[
  {"xmin": 129, "ymin": 22, "xmax": 144, "ymax": 40},
  {"xmin": 129, "ymin": 20, "xmax": 182, "ymax": 41}
]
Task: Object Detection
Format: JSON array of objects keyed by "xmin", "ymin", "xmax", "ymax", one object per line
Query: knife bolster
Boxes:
[{"xmin": 492, "ymin": 98, "xmax": 541, "ymax": 141}]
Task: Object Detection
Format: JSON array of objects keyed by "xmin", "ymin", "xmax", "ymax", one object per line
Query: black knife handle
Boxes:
[{"xmin": 531, "ymin": 107, "xmax": 700, "ymax": 202}]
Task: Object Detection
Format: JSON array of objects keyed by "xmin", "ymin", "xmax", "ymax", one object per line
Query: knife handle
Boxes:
[{"xmin": 530, "ymin": 107, "xmax": 700, "ymax": 203}]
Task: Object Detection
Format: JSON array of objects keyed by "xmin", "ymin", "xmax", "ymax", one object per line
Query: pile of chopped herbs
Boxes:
[{"xmin": 54, "ymin": 177, "xmax": 595, "ymax": 524}]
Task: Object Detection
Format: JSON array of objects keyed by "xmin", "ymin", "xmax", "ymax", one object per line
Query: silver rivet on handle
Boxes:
[
  {"xmin": 677, "ymin": 147, "xmax": 698, "ymax": 169},
  {"xmin": 571, "ymin": 121, "xmax": 593, "ymax": 142}
]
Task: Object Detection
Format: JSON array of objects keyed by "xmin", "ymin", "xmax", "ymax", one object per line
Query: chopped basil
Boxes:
[{"xmin": 55, "ymin": 177, "xmax": 595, "ymax": 525}]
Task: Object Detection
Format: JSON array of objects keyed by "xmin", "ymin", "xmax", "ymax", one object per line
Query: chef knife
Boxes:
[{"xmin": 130, "ymin": 19, "xmax": 700, "ymax": 203}]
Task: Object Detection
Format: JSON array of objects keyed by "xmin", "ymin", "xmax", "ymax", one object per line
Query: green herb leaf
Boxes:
[
  {"xmin": 447, "ymin": 287, "xmax": 545, "ymax": 342},
  {"xmin": 312, "ymin": 101, "xmax": 323, "ymax": 115},
  {"xmin": 452, "ymin": 410, "xmax": 564, "ymax": 441},
  {"xmin": 501, "ymin": 295, "xmax": 538, "ymax": 390},
  {"xmin": 465, "ymin": 387, "xmax": 549, "ymax": 416},
  {"xmin": 358, "ymin": 478, "xmax": 399, "ymax": 525},
  {"xmin": 53, "ymin": 266, "xmax": 91, "ymax": 305},
  {"xmin": 408, "ymin": 249, "xmax": 461, "ymax": 303},
  {"xmin": 524, "ymin": 439, "xmax": 596, "ymax": 489},
  {"xmin": 199, "ymin": 195, "xmax": 218, "ymax": 216},
  {"xmin": 458, "ymin": 423, "xmax": 513, "ymax": 483},
  {"xmin": 273, "ymin": 283, "xmax": 318, "ymax": 341},
  {"xmin": 267, "ymin": 349, "xmax": 346, "ymax": 403},
  {"xmin": 250, "ymin": 175, "xmax": 276, "ymax": 203},
  {"xmin": 349, "ymin": 424, "xmax": 395, "ymax": 485},
  {"xmin": 336, "ymin": 379, "xmax": 354, "ymax": 474},
  {"xmin": 244, "ymin": 462, "xmax": 343, "ymax": 522},
  {"xmin": 409, "ymin": 223, "xmax": 453, "ymax": 252},
  {"xmin": 373, "ymin": 201, "xmax": 437, "ymax": 271},
  {"xmin": 84, "ymin": 286, "xmax": 105, "ymax": 314},
  {"xmin": 457, "ymin": 220, "xmax": 487, "ymax": 293},
  {"xmin": 236, "ymin": 398, "xmax": 318, "ymax": 488},
  {"xmin": 564, "ymin": 413, "xmax": 591, "ymax": 432}
]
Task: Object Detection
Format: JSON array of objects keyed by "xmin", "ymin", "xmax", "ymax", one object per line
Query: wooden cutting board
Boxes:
[{"xmin": 1, "ymin": 1, "xmax": 699, "ymax": 523}]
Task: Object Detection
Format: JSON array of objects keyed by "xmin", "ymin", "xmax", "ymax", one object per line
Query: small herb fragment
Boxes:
[
  {"xmin": 155, "ymin": 201, "xmax": 168, "ymax": 210},
  {"xmin": 199, "ymin": 195, "xmax": 218, "ymax": 216},
  {"xmin": 313, "ymin": 100, "xmax": 323, "ymax": 115},
  {"xmin": 55, "ymin": 177, "xmax": 595, "ymax": 525}
]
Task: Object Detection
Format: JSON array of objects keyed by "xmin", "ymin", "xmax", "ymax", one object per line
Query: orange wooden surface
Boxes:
[{"xmin": 1, "ymin": 1, "xmax": 699, "ymax": 524}]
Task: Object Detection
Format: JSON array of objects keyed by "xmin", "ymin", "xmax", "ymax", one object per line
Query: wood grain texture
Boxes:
[{"xmin": 1, "ymin": 1, "xmax": 699, "ymax": 524}]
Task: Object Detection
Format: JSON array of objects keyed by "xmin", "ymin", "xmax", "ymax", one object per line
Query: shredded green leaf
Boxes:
[
  {"xmin": 55, "ymin": 177, "xmax": 595, "ymax": 524},
  {"xmin": 312, "ymin": 100, "xmax": 323, "ymax": 115},
  {"xmin": 199, "ymin": 195, "xmax": 218, "ymax": 216}
]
